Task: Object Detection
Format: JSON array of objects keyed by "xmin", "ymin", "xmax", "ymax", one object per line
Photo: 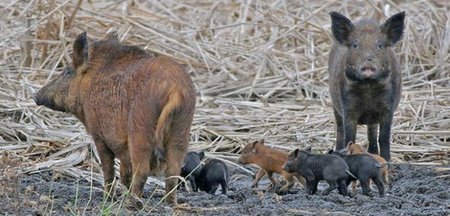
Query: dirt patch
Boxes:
[{"xmin": 1, "ymin": 162, "xmax": 448, "ymax": 216}]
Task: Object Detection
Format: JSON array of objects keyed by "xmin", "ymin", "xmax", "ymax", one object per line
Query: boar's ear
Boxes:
[
  {"xmin": 330, "ymin": 11, "xmax": 354, "ymax": 45},
  {"xmin": 72, "ymin": 32, "xmax": 90, "ymax": 71},
  {"xmin": 104, "ymin": 30, "xmax": 119, "ymax": 41},
  {"xmin": 381, "ymin": 11, "xmax": 405, "ymax": 46},
  {"xmin": 198, "ymin": 151, "xmax": 205, "ymax": 160}
]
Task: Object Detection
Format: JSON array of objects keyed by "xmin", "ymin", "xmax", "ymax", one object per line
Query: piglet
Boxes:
[{"xmin": 283, "ymin": 148, "xmax": 351, "ymax": 196}]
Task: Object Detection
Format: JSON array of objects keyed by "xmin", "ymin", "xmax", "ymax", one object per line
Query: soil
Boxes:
[{"xmin": 1, "ymin": 162, "xmax": 449, "ymax": 216}]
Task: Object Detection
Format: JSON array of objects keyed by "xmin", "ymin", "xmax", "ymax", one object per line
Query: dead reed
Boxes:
[{"xmin": 0, "ymin": 0, "xmax": 448, "ymax": 186}]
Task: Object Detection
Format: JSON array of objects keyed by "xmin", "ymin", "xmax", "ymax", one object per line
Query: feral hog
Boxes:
[
  {"xmin": 180, "ymin": 151, "xmax": 205, "ymax": 192},
  {"xmin": 346, "ymin": 141, "xmax": 389, "ymax": 190},
  {"xmin": 238, "ymin": 139, "xmax": 306, "ymax": 192},
  {"xmin": 34, "ymin": 32, "xmax": 196, "ymax": 205},
  {"xmin": 329, "ymin": 149, "xmax": 385, "ymax": 197},
  {"xmin": 283, "ymin": 148, "xmax": 351, "ymax": 196},
  {"xmin": 328, "ymin": 11, "xmax": 405, "ymax": 161},
  {"xmin": 197, "ymin": 158, "xmax": 230, "ymax": 195}
]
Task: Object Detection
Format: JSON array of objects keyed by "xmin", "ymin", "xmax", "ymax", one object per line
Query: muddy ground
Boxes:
[{"xmin": 1, "ymin": 162, "xmax": 449, "ymax": 216}]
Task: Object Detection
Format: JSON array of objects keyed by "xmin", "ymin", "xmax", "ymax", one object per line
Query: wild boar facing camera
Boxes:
[{"xmin": 328, "ymin": 11, "xmax": 405, "ymax": 161}]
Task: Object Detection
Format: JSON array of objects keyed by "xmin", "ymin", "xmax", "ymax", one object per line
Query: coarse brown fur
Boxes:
[
  {"xmin": 346, "ymin": 142, "xmax": 389, "ymax": 193},
  {"xmin": 34, "ymin": 31, "xmax": 196, "ymax": 206},
  {"xmin": 328, "ymin": 11, "xmax": 405, "ymax": 161},
  {"xmin": 238, "ymin": 139, "xmax": 306, "ymax": 192}
]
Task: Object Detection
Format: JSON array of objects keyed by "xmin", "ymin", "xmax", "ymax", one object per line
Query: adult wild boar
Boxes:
[
  {"xmin": 328, "ymin": 11, "xmax": 405, "ymax": 161},
  {"xmin": 34, "ymin": 32, "xmax": 196, "ymax": 205}
]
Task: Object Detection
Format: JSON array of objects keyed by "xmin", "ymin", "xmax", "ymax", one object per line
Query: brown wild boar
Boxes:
[
  {"xmin": 346, "ymin": 141, "xmax": 389, "ymax": 192},
  {"xmin": 328, "ymin": 11, "xmax": 405, "ymax": 161},
  {"xmin": 238, "ymin": 139, "xmax": 306, "ymax": 192},
  {"xmin": 34, "ymin": 32, "xmax": 196, "ymax": 206}
]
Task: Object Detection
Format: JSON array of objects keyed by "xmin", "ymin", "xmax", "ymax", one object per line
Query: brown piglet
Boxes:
[
  {"xmin": 238, "ymin": 139, "xmax": 306, "ymax": 192},
  {"xmin": 347, "ymin": 141, "xmax": 389, "ymax": 192},
  {"xmin": 328, "ymin": 11, "xmax": 405, "ymax": 161},
  {"xmin": 34, "ymin": 32, "xmax": 196, "ymax": 206}
]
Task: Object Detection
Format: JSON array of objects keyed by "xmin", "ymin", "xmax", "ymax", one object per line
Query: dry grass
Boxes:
[{"xmin": 0, "ymin": 0, "xmax": 449, "ymax": 187}]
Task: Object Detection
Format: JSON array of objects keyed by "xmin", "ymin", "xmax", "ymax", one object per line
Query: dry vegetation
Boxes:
[{"xmin": 0, "ymin": 0, "xmax": 449, "ymax": 200}]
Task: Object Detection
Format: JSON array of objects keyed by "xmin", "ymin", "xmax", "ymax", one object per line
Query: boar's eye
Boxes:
[
  {"xmin": 377, "ymin": 42, "xmax": 384, "ymax": 49},
  {"xmin": 351, "ymin": 42, "xmax": 358, "ymax": 49}
]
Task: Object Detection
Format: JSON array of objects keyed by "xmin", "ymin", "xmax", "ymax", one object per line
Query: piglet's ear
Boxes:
[
  {"xmin": 258, "ymin": 139, "xmax": 265, "ymax": 145},
  {"xmin": 198, "ymin": 151, "xmax": 205, "ymax": 160},
  {"xmin": 303, "ymin": 146, "xmax": 312, "ymax": 153},
  {"xmin": 330, "ymin": 11, "xmax": 354, "ymax": 45},
  {"xmin": 293, "ymin": 149, "xmax": 300, "ymax": 157},
  {"xmin": 381, "ymin": 11, "xmax": 405, "ymax": 46},
  {"xmin": 72, "ymin": 32, "xmax": 89, "ymax": 70}
]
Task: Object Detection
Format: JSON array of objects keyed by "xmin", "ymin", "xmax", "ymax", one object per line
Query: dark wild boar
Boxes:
[
  {"xmin": 34, "ymin": 32, "xmax": 196, "ymax": 205},
  {"xmin": 329, "ymin": 149, "xmax": 385, "ymax": 197},
  {"xmin": 180, "ymin": 151, "xmax": 205, "ymax": 192},
  {"xmin": 198, "ymin": 157, "xmax": 230, "ymax": 195},
  {"xmin": 328, "ymin": 11, "xmax": 405, "ymax": 161},
  {"xmin": 283, "ymin": 148, "xmax": 351, "ymax": 196},
  {"xmin": 238, "ymin": 139, "xmax": 306, "ymax": 192},
  {"xmin": 346, "ymin": 141, "xmax": 389, "ymax": 191}
]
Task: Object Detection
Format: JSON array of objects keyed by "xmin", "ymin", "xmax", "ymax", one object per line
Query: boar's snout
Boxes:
[{"xmin": 360, "ymin": 66, "xmax": 376, "ymax": 79}]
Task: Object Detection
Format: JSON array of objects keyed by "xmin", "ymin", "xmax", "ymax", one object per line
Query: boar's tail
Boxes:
[
  {"xmin": 346, "ymin": 169, "xmax": 357, "ymax": 179},
  {"xmin": 151, "ymin": 91, "xmax": 182, "ymax": 169}
]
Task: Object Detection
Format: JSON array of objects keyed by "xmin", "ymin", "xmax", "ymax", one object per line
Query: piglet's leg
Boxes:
[
  {"xmin": 322, "ymin": 181, "xmax": 338, "ymax": 195},
  {"xmin": 252, "ymin": 169, "xmax": 265, "ymax": 188}
]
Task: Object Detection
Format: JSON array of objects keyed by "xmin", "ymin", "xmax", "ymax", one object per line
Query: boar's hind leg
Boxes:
[
  {"xmin": 367, "ymin": 124, "xmax": 378, "ymax": 154},
  {"xmin": 379, "ymin": 114, "xmax": 394, "ymax": 161},
  {"xmin": 128, "ymin": 136, "xmax": 151, "ymax": 199},
  {"xmin": 164, "ymin": 135, "xmax": 189, "ymax": 204},
  {"xmin": 119, "ymin": 153, "xmax": 132, "ymax": 190},
  {"xmin": 94, "ymin": 138, "xmax": 116, "ymax": 199},
  {"xmin": 333, "ymin": 108, "xmax": 345, "ymax": 150}
]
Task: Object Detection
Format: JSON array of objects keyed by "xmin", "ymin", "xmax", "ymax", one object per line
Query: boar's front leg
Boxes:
[
  {"xmin": 343, "ymin": 112, "xmax": 357, "ymax": 150},
  {"xmin": 93, "ymin": 136, "xmax": 116, "ymax": 199},
  {"xmin": 333, "ymin": 108, "xmax": 345, "ymax": 150},
  {"xmin": 379, "ymin": 113, "xmax": 394, "ymax": 161},
  {"xmin": 367, "ymin": 124, "xmax": 379, "ymax": 154}
]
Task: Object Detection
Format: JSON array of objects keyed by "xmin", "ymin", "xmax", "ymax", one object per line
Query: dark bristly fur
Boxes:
[
  {"xmin": 34, "ymin": 31, "xmax": 196, "ymax": 206},
  {"xmin": 328, "ymin": 11, "xmax": 405, "ymax": 161},
  {"xmin": 283, "ymin": 148, "xmax": 350, "ymax": 196}
]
